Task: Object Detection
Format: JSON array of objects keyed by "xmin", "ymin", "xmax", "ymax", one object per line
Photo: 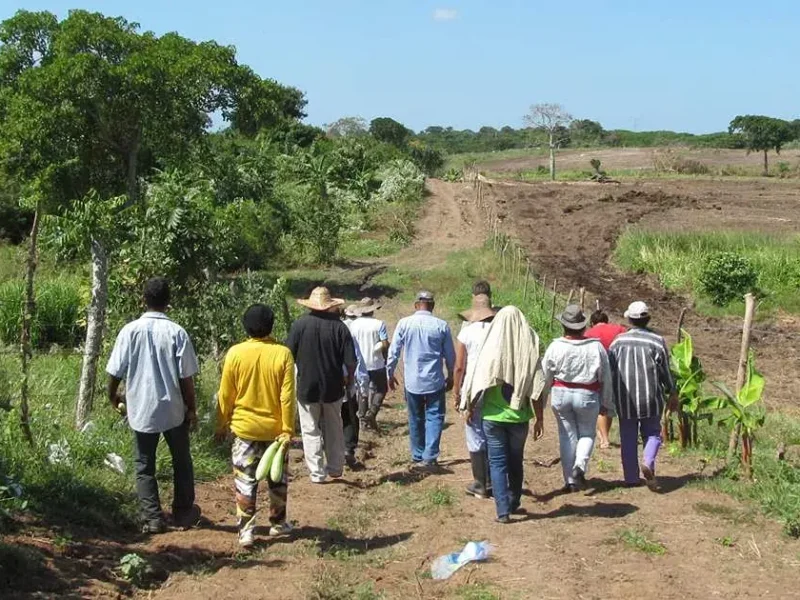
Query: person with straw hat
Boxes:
[
  {"xmin": 348, "ymin": 297, "xmax": 390, "ymax": 431},
  {"xmin": 453, "ymin": 281, "xmax": 497, "ymax": 499},
  {"xmin": 542, "ymin": 305, "xmax": 614, "ymax": 493},
  {"xmin": 287, "ymin": 287, "xmax": 357, "ymax": 483}
]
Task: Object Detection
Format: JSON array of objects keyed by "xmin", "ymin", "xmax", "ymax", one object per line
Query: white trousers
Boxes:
[{"xmin": 297, "ymin": 399, "xmax": 345, "ymax": 483}]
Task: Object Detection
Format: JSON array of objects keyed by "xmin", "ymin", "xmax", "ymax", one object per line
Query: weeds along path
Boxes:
[{"xmin": 121, "ymin": 179, "xmax": 800, "ymax": 600}]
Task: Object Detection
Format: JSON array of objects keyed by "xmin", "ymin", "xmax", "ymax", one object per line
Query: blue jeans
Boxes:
[
  {"xmin": 551, "ymin": 387, "xmax": 601, "ymax": 485},
  {"xmin": 483, "ymin": 419, "xmax": 529, "ymax": 518},
  {"xmin": 405, "ymin": 388, "xmax": 446, "ymax": 462}
]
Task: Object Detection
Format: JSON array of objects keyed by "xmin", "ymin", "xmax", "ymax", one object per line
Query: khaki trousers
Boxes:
[{"xmin": 297, "ymin": 399, "xmax": 345, "ymax": 482}]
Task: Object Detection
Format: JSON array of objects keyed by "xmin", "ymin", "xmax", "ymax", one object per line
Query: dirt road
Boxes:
[
  {"xmin": 134, "ymin": 180, "xmax": 798, "ymax": 600},
  {"xmin": 11, "ymin": 180, "xmax": 799, "ymax": 599}
]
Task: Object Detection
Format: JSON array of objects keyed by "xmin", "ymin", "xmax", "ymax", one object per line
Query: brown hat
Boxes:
[
  {"xmin": 459, "ymin": 294, "xmax": 497, "ymax": 322},
  {"xmin": 297, "ymin": 287, "xmax": 345, "ymax": 312},
  {"xmin": 354, "ymin": 296, "xmax": 382, "ymax": 315}
]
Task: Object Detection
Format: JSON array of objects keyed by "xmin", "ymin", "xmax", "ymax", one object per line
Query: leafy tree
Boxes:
[
  {"xmin": 325, "ymin": 116, "xmax": 368, "ymax": 138},
  {"xmin": 407, "ymin": 141, "xmax": 445, "ymax": 176},
  {"xmin": 523, "ymin": 104, "xmax": 573, "ymax": 180},
  {"xmin": 570, "ymin": 119, "xmax": 605, "ymax": 146},
  {"xmin": 728, "ymin": 115, "xmax": 796, "ymax": 175},
  {"xmin": 369, "ymin": 117, "xmax": 412, "ymax": 147},
  {"xmin": 227, "ymin": 74, "xmax": 307, "ymax": 138},
  {"xmin": 44, "ymin": 192, "xmax": 129, "ymax": 429}
]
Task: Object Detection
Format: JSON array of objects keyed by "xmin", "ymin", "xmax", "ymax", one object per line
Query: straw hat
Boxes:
[
  {"xmin": 557, "ymin": 304, "xmax": 589, "ymax": 330},
  {"xmin": 344, "ymin": 304, "xmax": 360, "ymax": 318},
  {"xmin": 459, "ymin": 294, "xmax": 497, "ymax": 322},
  {"xmin": 354, "ymin": 297, "xmax": 382, "ymax": 315},
  {"xmin": 297, "ymin": 286, "xmax": 345, "ymax": 311}
]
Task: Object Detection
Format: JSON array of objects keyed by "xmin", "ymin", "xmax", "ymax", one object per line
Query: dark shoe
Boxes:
[
  {"xmin": 367, "ymin": 414, "xmax": 379, "ymax": 431},
  {"xmin": 142, "ymin": 519, "xmax": 167, "ymax": 534},
  {"xmin": 465, "ymin": 481, "xmax": 490, "ymax": 499},
  {"xmin": 345, "ymin": 454, "xmax": 364, "ymax": 471},
  {"xmin": 173, "ymin": 504, "xmax": 202, "ymax": 530},
  {"xmin": 623, "ymin": 481, "xmax": 643, "ymax": 488},
  {"xmin": 561, "ymin": 484, "xmax": 581, "ymax": 494},
  {"xmin": 640, "ymin": 464, "xmax": 660, "ymax": 492},
  {"xmin": 571, "ymin": 466, "xmax": 587, "ymax": 490},
  {"xmin": 420, "ymin": 459, "xmax": 439, "ymax": 473},
  {"xmin": 496, "ymin": 515, "xmax": 511, "ymax": 524}
]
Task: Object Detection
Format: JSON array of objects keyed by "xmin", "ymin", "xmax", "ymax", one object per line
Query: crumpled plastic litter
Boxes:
[
  {"xmin": 104, "ymin": 453, "xmax": 126, "ymax": 474},
  {"xmin": 431, "ymin": 541, "xmax": 492, "ymax": 580},
  {"xmin": 80, "ymin": 421, "xmax": 96, "ymax": 434}
]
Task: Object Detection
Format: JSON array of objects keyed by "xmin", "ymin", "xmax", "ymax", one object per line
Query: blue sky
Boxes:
[{"xmin": 12, "ymin": 1, "xmax": 800, "ymax": 133}]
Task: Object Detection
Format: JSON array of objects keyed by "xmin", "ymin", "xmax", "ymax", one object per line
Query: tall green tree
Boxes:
[
  {"xmin": 369, "ymin": 117, "xmax": 412, "ymax": 147},
  {"xmin": 728, "ymin": 115, "xmax": 797, "ymax": 176}
]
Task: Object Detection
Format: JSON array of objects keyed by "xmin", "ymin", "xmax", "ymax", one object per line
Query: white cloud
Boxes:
[{"xmin": 433, "ymin": 8, "xmax": 458, "ymax": 22}]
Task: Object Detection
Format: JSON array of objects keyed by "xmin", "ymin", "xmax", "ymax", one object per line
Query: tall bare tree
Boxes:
[{"xmin": 524, "ymin": 104, "xmax": 573, "ymax": 180}]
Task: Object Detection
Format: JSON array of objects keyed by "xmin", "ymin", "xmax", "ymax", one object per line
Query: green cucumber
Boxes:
[
  {"xmin": 270, "ymin": 441, "xmax": 288, "ymax": 482},
  {"xmin": 256, "ymin": 440, "xmax": 281, "ymax": 481}
]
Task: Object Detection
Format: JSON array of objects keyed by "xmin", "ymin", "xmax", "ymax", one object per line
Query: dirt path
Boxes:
[
  {"xmin": 13, "ymin": 181, "xmax": 798, "ymax": 599},
  {"xmin": 116, "ymin": 180, "xmax": 799, "ymax": 600}
]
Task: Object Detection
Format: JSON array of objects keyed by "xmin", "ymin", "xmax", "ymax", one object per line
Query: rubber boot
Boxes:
[{"xmin": 466, "ymin": 451, "xmax": 490, "ymax": 499}]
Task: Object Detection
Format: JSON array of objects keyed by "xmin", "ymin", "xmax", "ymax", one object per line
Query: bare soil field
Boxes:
[
  {"xmin": 6, "ymin": 179, "xmax": 800, "ymax": 600},
  {"xmin": 478, "ymin": 147, "xmax": 800, "ymax": 174},
  {"xmin": 479, "ymin": 177, "xmax": 800, "ymax": 415}
]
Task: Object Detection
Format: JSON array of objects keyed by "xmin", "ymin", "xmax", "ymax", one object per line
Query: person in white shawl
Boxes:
[{"xmin": 463, "ymin": 306, "xmax": 546, "ymax": 523}]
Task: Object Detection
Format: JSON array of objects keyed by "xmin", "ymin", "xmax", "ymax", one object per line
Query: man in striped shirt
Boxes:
[{"xmin": 608, "ymin": 301, "xmax": 677, "ymax": 490}]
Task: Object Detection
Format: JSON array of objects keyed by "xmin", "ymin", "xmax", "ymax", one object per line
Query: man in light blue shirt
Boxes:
[
  {"xmin": 106, "ymin": 277, "xmax": 200, "ymax": 533},
  {"xmin": 387, "ymin": 291, "xmax": 456, "ymax": 467}
]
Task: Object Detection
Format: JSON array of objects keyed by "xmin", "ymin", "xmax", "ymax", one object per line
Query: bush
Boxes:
[
  {"xmin": 0, "ymin": 279, "xmax": 83, "ymax": 348},
  {"xmin": 699, "ymin": 252, "xmax": 758, "ymax": 306},
  {"xmin": 375, "ymin": 160, "xmax": 424, "ymax": 204}
]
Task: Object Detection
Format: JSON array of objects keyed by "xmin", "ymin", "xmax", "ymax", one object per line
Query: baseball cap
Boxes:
[
  {"xmin": 624, "ymin": 301, "xmax": 650, "ymax": 320},
  {"xmin": 416, "ymin": 290, "xmax": 435, "ymax": 302}
]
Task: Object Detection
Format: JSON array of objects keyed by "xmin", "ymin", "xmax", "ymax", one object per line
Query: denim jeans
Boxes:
[
  {"xmin": 133, "ymin": 422, "xmax": 195, "ymax": 524},
  {"xmin": 405, "ymin": 388, "xmax": 446, "ymax": 462},
  {"xmin": 551, "ymin": 387, "xmax": 601, "ymax": 485},
  {"xmin": 483, "ymin": 419, "xmax": 529, "ymax": 518},
  {"xmin": 619, "ymin": 416, "xmax": 662, "ymax": 484}
]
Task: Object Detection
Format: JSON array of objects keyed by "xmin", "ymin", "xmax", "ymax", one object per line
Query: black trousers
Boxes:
[
  {"xmin": 133, "ymin": 422, "xmax": 195, "ymax": 523},
  {"xmin": 341, "ymin": 390, "xmax": 360, "ymax": 456}
]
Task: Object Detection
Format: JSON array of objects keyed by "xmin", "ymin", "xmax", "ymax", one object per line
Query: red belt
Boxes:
[{"xmin": 553, "ymin": 379, "xmax": 601, "ymax": 392}]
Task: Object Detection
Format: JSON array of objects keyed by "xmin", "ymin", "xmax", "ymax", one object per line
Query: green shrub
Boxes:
[
  {"xmin": 0, "ymin": 279, "xmax": 82, "ymax": 348},
  {"xmin": 699, "ymin": 252, "xmax": 758, "ymax": 306}
]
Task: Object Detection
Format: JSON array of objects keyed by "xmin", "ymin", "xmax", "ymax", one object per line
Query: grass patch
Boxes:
[
  {"xmin": 372, "ymin": 241, "xmax": 562, "ymax": 345},
  {"xmin": 339, "ymin": 233, "xmax": 403, "ymax": 260},
  {"xmin": 400, "ymin": 483, "xmax": 457, "ymax": 513},
  {"xmin": 0, "ymin": 352, "xmax": 227, "ymax": 533},
  {"xmin": 685, "ymin": 413, "xmax": 800, "ymax": 536},
  {"xmin": 614, "ymin": 229, "xmax": 800, "ymax": 315},
  {"xmin": 616, "ymin": 527, "xmax": 666, "ymax": 555},
  {"xmin": 306, "ymin": 564, "xmax": 385, "ymax": 600},
  {"xmin": 452, "ymin": 582, "xmax": 502, "ymax": 600}
]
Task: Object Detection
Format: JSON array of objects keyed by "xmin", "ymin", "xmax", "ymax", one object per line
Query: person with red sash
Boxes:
[{"xmin": 543, "ymin": 305, "xmax": 614, "ymax": 492}]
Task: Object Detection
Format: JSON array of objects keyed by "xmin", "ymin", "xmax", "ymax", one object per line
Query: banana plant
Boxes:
[
  {"xmin": 670, "ymin": 330, "xmax": 718, "ymax": 446},
  {"xmin": 712, "ymin": 353, "xmax": 766, "ymax": 477}
]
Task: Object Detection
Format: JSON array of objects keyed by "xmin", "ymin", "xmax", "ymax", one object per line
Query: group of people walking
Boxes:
[{"xmin": 105, "ymin": 275, "xmax": 676, "ymax": 546}]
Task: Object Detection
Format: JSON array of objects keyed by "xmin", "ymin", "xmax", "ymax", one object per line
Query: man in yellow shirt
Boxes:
[{"xmin": 215, "ymin": 304, "xmax": 296, "ymax": 548}]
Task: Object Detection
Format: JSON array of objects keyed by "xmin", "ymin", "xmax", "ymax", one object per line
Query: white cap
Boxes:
[{"xmin": 624, "ymin": 301, "xmax": 650, "ymax": 320}]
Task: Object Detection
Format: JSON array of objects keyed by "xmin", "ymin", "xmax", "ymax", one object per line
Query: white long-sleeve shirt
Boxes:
[{"xmin": 542, "ymin": 337, "xmax": 613, "ymax": 410}]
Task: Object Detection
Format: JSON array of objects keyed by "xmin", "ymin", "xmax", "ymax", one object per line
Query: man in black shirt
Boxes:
[{"xmin": 287, "ymin": 287, "xmax": 357, "ymax": 483}]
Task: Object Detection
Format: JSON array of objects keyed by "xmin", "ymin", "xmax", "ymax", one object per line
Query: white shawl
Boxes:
[{"xmin": 463, "ymin": 306, "xmax": 545, "ymax": 411}]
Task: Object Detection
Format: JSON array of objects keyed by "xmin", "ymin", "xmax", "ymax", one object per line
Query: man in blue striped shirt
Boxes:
[
  {"xmin": 387, "ymin": 291, "xmax": 456, "ymax": 468},
  {"xmin": 608, "ymin": 301, "xmax": 677, "ymax": 490}
]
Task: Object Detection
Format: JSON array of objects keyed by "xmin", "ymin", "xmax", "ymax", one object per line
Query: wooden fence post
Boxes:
[
  {"xmin": 728, "ymin": 293, "xmax": 757, "ymax": 460},
  {"xmin": 550, "ymin": 279, "xmax": 558, "ymax": 323},
  {"xmin": 579, "ymin": 287, "xmax": 586, "ymax": 312},
  {"xmin": 523, "ymin": 260, "xmax": 530, "ymax": 301},
  {"xmin": 566, "ymin": 289, "xmax": 575, "ymax": 306}
]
